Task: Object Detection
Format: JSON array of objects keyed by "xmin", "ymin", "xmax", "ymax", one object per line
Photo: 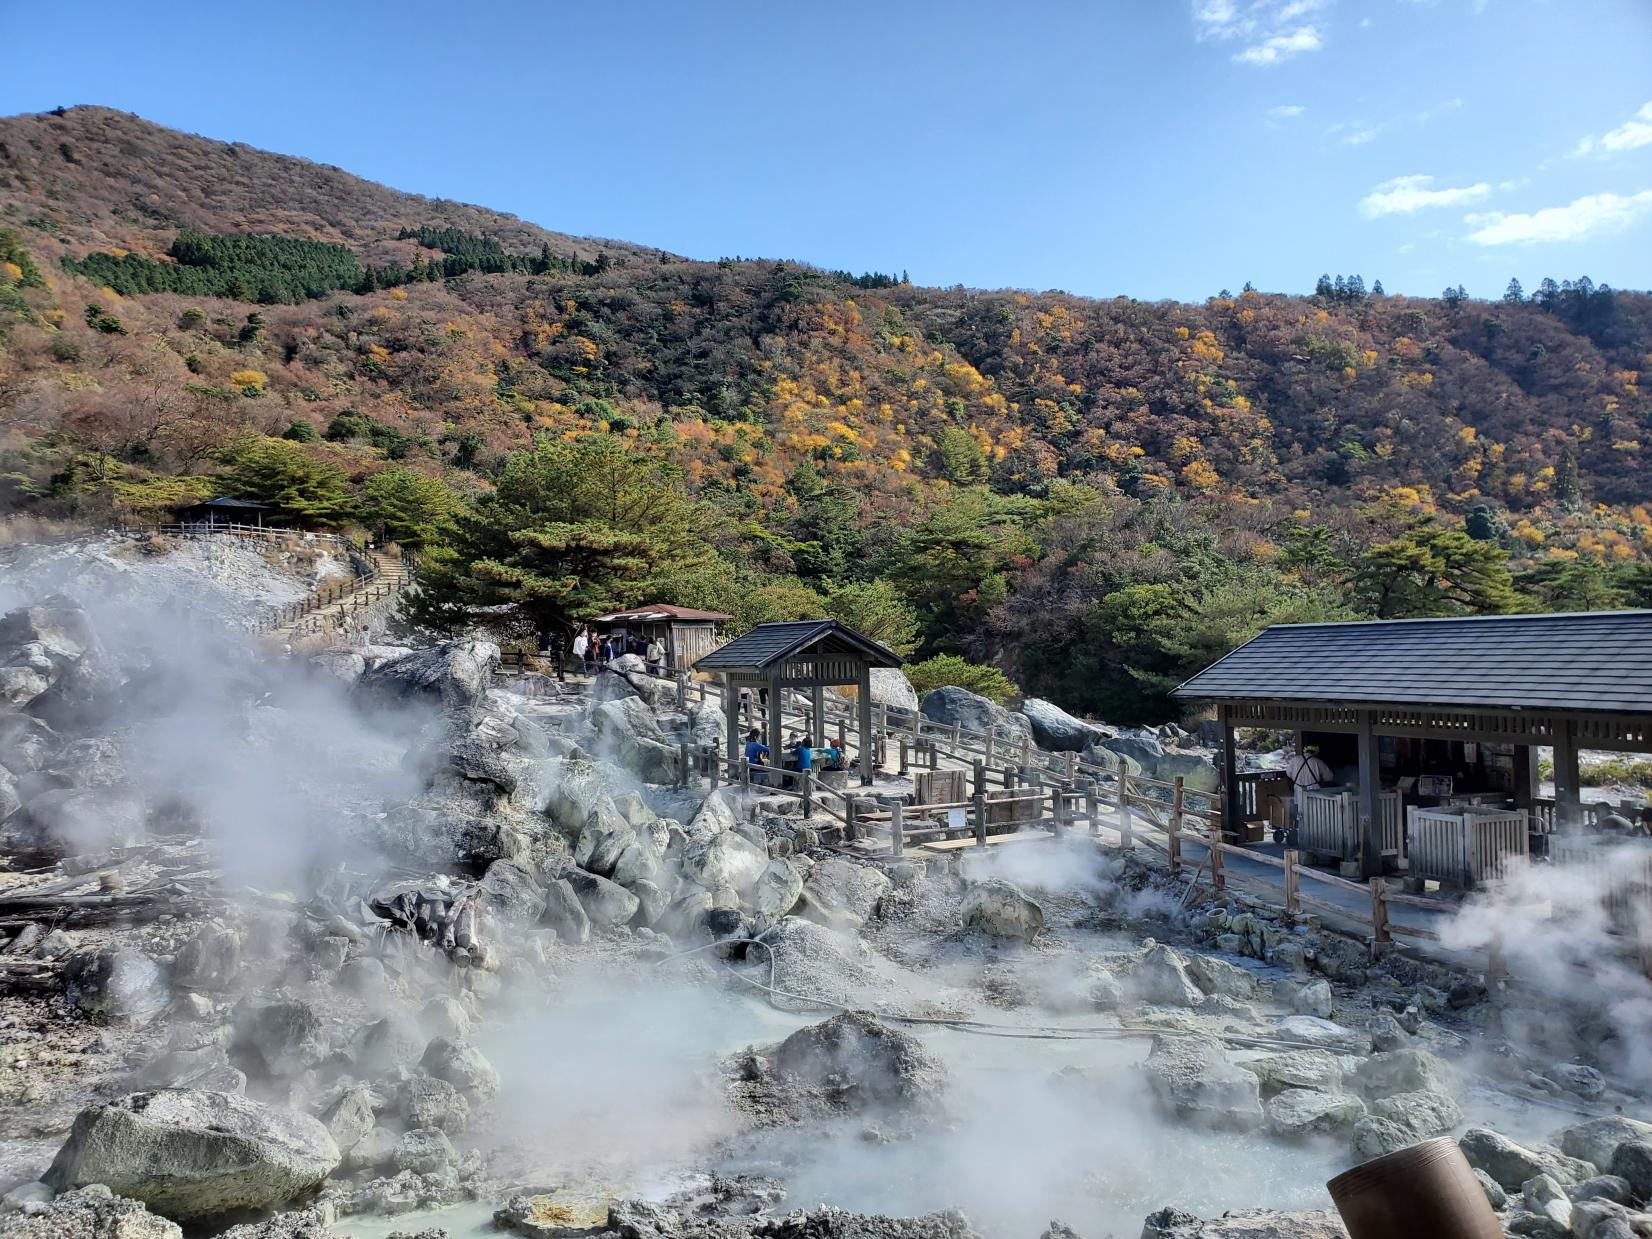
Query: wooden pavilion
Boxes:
[
  {"xmin": 589, "ymin": 604, "xmax": 732, "ymax": 672},
  {"xmin": 173, "ymin": 496, "xmax": 270, "ymax": 527},
  {"xmin": 1174, "ymin": 611, "xmax": 1652, "ymax": 882},
  {"xmin": 694, "ymin": 620, "xmax": 905, "ymax": 787}
]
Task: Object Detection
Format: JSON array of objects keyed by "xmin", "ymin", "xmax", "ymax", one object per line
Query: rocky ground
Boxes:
[{"xmin": 0, "ymin": 554, "xmax": 1648, "ymax": 1239}]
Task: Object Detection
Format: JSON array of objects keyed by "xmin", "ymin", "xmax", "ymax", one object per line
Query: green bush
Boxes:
[{"xmin": 904, "ymin": 654, "xmax": 1018, "ymax": 705}]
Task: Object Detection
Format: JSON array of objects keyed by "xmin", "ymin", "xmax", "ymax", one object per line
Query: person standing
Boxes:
[
  {"xmin": 646, "ymin": 635, "xmax": 666, "ymax": 676},
  {"xmin": 743, "ymin": 729, "xmax": 770, "ymax": 785},
  {"xmin": 572, "ymin": 628, "xmax": 590, "ymax": 674},
  {"xmin": 1284, "ymin": 744, "xmax": 1335, "ymax": 840}
]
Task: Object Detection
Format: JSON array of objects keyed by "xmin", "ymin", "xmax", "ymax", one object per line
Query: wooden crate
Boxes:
[
  {"xmin": 1407, "ymin": 806, "xmax": 1529, "ymax": 889},
  {"xmin": 1299, "ymin": 789, "xmax": 1402, "ymax": 860}
]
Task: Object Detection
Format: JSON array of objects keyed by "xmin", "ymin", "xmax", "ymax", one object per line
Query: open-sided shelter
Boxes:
[
  {"xmin": 173, "ymin": 496, "xmax": 270, "ymax": 528},
  {"xmin": 1174, "ymin": 612, "xmax": 1652, "ymax": 881},
  {"xmin": 693, "ymin": 620, "xmax": 905, "ymax": 786},
  {"xmin": 589, "ymin": 604, "xmax": 732, "ymax": 672}
]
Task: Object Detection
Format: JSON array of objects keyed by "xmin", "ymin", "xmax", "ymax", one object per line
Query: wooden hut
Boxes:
[
  {"xmin": 173, "ymin": 497, "xmax": 270, "ymax": 528},
  {"xmin": 1174, "ymin": 611, "xmax": 1652, "ymax": 884},
  {"xmin": 590, "ymin": 605, "xmax": 732, "ymax": 672}
]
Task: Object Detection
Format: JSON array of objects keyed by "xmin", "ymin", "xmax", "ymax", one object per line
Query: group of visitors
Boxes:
[
  {"xmin": 741, "ymin": 729, "xmax": 847, "ymax": 785},
  {"xmin": 570, "ymin": 627, "xmax": 667, "ymax": 676}
]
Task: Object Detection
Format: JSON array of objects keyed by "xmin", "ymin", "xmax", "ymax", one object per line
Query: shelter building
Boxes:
[
  {"xmin": 1174, "ymin": 612, "xmax": 1652, "ymax": 883},
  {"xmin": 589, "ymin": 605, "xmax": 732, "ymax": 672},
  {"xmin": 173, "ymin": 497, "xmax": 271, "ymax": 528},
  {"xmin": 694, "ymin": 620, "xmax": 905, "ymax": 786}
]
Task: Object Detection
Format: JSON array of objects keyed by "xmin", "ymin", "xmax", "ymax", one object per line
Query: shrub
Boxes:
[{"xmin": 904, "ymin": 654, "xmax": 1018, "ymax": 704}]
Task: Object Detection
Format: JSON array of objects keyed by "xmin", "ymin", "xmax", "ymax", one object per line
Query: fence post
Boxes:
[
  {"xmin": 1169, "ymin": 776, "xmax": 1185, "ymax": 878},
  {"xmin": 1049, "ymin": 786, "xmax": 1063, "ymax": 837},
  {"xmin": 898, "ymin": 738, "xmax": 910, "ymax": 777},
  {"xmin": 1486, "ymin": 936, "xmax": 1507, "ymax": 985},
  {"xmin": 708, "ymin": 753, "xmax": 720, "ymax": 790},
  {"xmin": 890, "ymin": 801, "xmax": 904, "ymax": 858},
  {"xmin": 1020, "ymin": 736, "xmax": 1033, "ymax": 775},
  {"xmin": 1120, "ymin": 773, "xmax": 1134, "ymax": 848},
  {"xmin": 846, "ymin": 797, "xmax": 859, "ymax": 840},
  {"xmin": 1084, "ymin": 778, "xmax": 1099, "ymax": 835},
  {"xmin": 678, "ymin": 741, "xmax": 690, "ymax": 789},
  {"xmin": 675, "ymin": 669, "xmax": 688, "ymax": 707},
  {"xmin": 1369, "ymin": 877, "xmax": 1391, "ymax": 958},
  {"xmin": 951, "ymin": 720, "xmax": 962, "ymax": 750},
  {"xmin": 1065, "ymin": 751, "xmax": 1077, "ymax": 784},
  {"xmin": 1283, "ymin": 848, "xmax": 1300, "ymax": 918},
  {"xmin": 1208, "ymin": 823, "xmax": 1224, "ymax": 892},
  {"xmin": 973, "ymin": 789, "xmax": 987, "ymax": 847},
  {"xmin": 928, "ymin": 740, "xmax": 938, "ymax": 771},
  {"xmin": 985, "ymin": 730, "xmax": 996, "ymax": 770},
  {"xmin": 740, "ymin": 758, "xmax": 751, "ymax": 795},
  {"xmin": 802, "ymin": 770, "xmax": 813, "ymax": 819},
  {"xmin": 972, "ymin": 758, "xmax": 985, "ymax": 798}
]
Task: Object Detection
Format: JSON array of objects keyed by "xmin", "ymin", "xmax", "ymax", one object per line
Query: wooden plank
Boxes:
[
  {"xmin": 919, "ymin": 829, "xmax": 1058, "ymax": 852},
  {"xmin": 1297, "ymin": 866, "xmax": 1371, "ymax": 897},
  {"xmin": 1387, "ymin": 922, "xmax": 1442, "ymax": 941}
]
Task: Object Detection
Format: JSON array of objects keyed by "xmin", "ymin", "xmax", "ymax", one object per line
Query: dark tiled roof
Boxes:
[
  {"xmin": 1173, "ymin": 611, "xmax": 1652, "ymax": 715},
  {"xmin": 694, "ymin": 620, "xmax": 904, "ymax": 672},
  {"xmin": 183, "ymin": 496, "xmax": 270, "ymax": 510},
  {"xmin": 593, "ymin": 605, "xmax": 733, "ymax": 622}
]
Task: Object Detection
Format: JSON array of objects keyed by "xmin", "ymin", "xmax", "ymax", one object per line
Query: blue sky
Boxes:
[{"xmin": 6, "ymin": 0, "xmax": 1651, "ymax": 300}]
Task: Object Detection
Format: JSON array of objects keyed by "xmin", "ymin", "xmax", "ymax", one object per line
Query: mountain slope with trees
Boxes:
[{"xmin": 2, "ymin": 106, "xmax": 1650, "ymax": 722}]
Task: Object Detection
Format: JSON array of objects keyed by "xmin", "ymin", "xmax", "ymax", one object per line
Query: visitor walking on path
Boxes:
[
  {"xmin": 744, "ymin": 729, "xmax": 770, "ymax": 785},
  {"xmin": 646, "ymin": 635, "xmax": 666, "ymax": 676},
  {"xmin": 573, "ymin": 629, "xmax": 590, "ymax": 674}
]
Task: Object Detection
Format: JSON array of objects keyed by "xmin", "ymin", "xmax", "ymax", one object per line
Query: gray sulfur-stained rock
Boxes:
[
  {"xmin": 797, "ymin": 857, "xmax": 891, "ymax": 932},
  {"xmin": 682, "ymin": 829, "xmax": 769, "ymax": 896},
  {"xmin": 1128, "ymin": 944, "xmax": 1205, "ymax": 1008},
  {"xmin": 1020, "ymin": 698, "xmax": 1106, "ymax": 753},
  {"xmin": 753, "ymin": 860, "xmax": 805, "ymax": 923},
  {"xmin": 542, "ymin": 877, "xmax": 591, "ymax": 943},
  {"xmin": 1461, "ymin": 1128, "xmax": 1594, "ymax": 1192},
  {"xmin": 5, "ymin": 1185, "xmax": 183, "ymax": 1239},
  {"xmin": 479, "ymin": 858, "xmax": 546, "ymax": 927},
  {"xmin": 63, "ymin": 947, "xmax": 167, "ymax": 1024},
  {"xmin": 170, "ymin": 924, "xmax": 241, "ymax": 992},
  {"xmin": 1272, "ymin": 1016, "xmax": 1372, "ymax": 1056},
  {"xmin": 1241, "ymin": 1050, "xmax": 1345, "ymax": 1096},
  {"xmin": 1561, "ymin": 1119, "xmax": 1652, "ymax": 1172},
  {"xmin": 1610, "ymin": 1141, "xmax": 1652, "ymax": 1201},
  {"xmin": 1266, "ymin": 1089, "xmax": 1366, "ymax": 1137},
  {"xmin": 1347, "ymin": 1091, "xmax": 1463, "ymax": 1159},
  {"xmin": 356, "ymin": 638, "xmax": 498, "ymax": 715},
  {"xmin": 1351, "ymin": 1049, "xmax": 1451, "ymax": 1098},
  {"xmin": 1185, "ymin": 955, "xmax": 1258, "ymax": 1000},
  {"xmin": 748, "ymin": 1012, "xmax": 948, "ymax": 1120},
  {"xmin": 420, "ymin": 1037, "xmax": 500, "ymax": 1104},
  {"xmin": 394, "ymin": 1127, "xmax": 454, "ymax": 1175},
  {"xmin": 400, "ymin": 1075, "xmax": 471, "ymax": 1134},
  {"xmin": 960, "ymin": 879, "xmax": 1044, "ymax": 942},
  {"xmin": 233, "ymin": 1000, "xmax": 327, "ymax": 1079},
  {"xmin": 628, "ymin": 878, "xmax": 670, "ymax": 928},
  {"xmin": 43, "ymin": 1089, "xmax": 340, "ymax": 1222},
  {"xmin": 319, "ymin": 1085, "xmax": 376, "ymax": 1157},
  {"xmin": 1140, "ymin": 1205, "xmax": 1349, "ymax": 1239},
  {"xmin": 1141, "ymin": 1035, "xmax": 1264, "ymax": 1130},
  {"xmin": 567, "ymin": 869, "xmax": 641, "ymax": 927},
  {"xmin": 919, "ymin": 686, "xmax": 1032, "ymax": 745}
]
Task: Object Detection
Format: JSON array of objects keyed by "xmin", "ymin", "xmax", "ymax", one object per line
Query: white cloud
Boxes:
[
  {"xmin": 1268, "ymin": 104, "xmax": 1307, "ymax": 119},
  {"xmin": 1344, "ymin": 127, "xmax": 1381, "ymax": 146},
  {"xmin": 1464, "ymin": 190, "xmax": 1652, "ymax": 246},
  {"xmin": 1573, "ymin": 101, "xmax": 1652, "ymax": 157},
  {"xmin": 1360, "ymin": 174, "xmax": 1492, "ymax": 217},
  {"xmin": 1190, "ymin": 0, "xmax": 1328, "ymax": 64},
  {"xmin": 1236, "ymin": 25, "xmax": 1323, "ymax": 64}
]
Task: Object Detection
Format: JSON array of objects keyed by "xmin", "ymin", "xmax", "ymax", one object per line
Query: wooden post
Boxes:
[
  {"xmin": 972, "ymin": 758, "xmax": 985, "ymax": 797},
  {"xmin": 951, "ymin": 720, "xmax": 962, "ymax": 749},
  {"xmin": 1369, "ymin": 877, "xmax": 1391, "ymax": 958},
  {"xmin": 890, "ymin": 801, "xmax": 904, "ymax": 858},
  {"xmin": 928, "ymin": 739, "xmax": 938, "ymax": 771},
  {"xmin": 678, "ymin": 741, "xmax": 690, "ymax": 789},
  {"xmin": 898, "ymin": 738, "xmax": 910, "ymax": 777},
  {"xmin": 985, "ymin": 730, "xmax": 996, "ymax": 770},
  {"xmin": 1049, "ymin": 786, "xmax": 1063, "ymax": 837},
  {"xmin": 723, "ymin": 673, "xmax": 741, "ymax": 772},
  {"xmin": 1084, "ymin": 779, "xmax": 1099, "ymax": 836},
  {"xmin": 709, "ymin": 755, "xmax": 720, "ymax": 791},
  {"xmin": 1356, "ymin": 710, "xmax": 1384, "ymax": 879},
  {"xmin": 973, "ymin": 789, "xmax": 987, "ymax": 847},
  {"xmin": 1020, "ymin": 736, "xmax": 1033, "ymax": 775},
  {"xmin": 846, "ymin": 797, "xmax": 859, "ymax": 840},
  {"xmin": 1208, "ymin": 823, "xmax": 1224, "ymax": 891},
  {"xmin": 802, "ymin": 770, "xmax": 813, "ymax": 819},
  {"xmin": 675, "ymin": 669, "xmax": 688, "ymax": 708},
  {"xmin": 1283, "ymin": 848, "xmax": 1300, "ymax": 918},
  {"xmin": 1120, "ymin": 773, "xmax": 1134, "ymax": 848},
  {"xmin": 1218, "ymin": 703, "xmax": 1241, "ymax": 840},
  {"xmin": 740, "ymin": 758, "xmax": 751, "ymax": 795},
  {"xmin": 1065, "ymin": 751, "xmax": 1077, "ymax": 784},
  {"xmin": 1553, "ymin": 721, "xmax": 1582, "ymax": 833},
  {"xmin": 1169, "ymin": 777, "xmax": 1185, "ymax": 877}
]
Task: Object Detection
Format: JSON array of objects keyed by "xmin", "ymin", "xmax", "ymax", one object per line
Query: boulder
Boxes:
[
  {"xmin": 171, "ymin": 924, "xmax": 241, "ymax": 992},
  {"xmin": 797, "ymin": 857, "xmax": 891, "ymax": 931},
  {"xmin": 5, "ymin": 1185, "xmax": 183, "ymax": 1239},
  {"xmin": 356, "ymin": 640, "xmax": 498, "ymax": 715},
  {"xmin": 628, "ymin": 878, "xmax": 671, "ymax": 928},
  {"xmin": 1185, "ymin": 955, "xmax": 1258, "ymax": 1001},
  {"xmin": 63, "ymin": 947, "xmax": 167, "ymax": 1025},
  {"xmin": 753, "ymin": 860, "xmax": 805, "ymax": 923},
  {"xmin": 542, "ymin": 877, "xmax": 591, "ymax": 943},
  {"xmin": 1523, "ymin": 1174, "xmax": 1572, "ymax": 1234},
  {"xmin": 348, "ymin": 1014, "xmax": 425, "ymax": 1078},
  {"xmin": 400, "ymin": 1075, "xmax": 471, "ymax": 1134},
  {"xmin": 420, "ymin": 1037, "xmax": 500, "ymax": 1104},
  {"xmin": 1351, "ymin": 1049, "xmax": 1452, "ymax": 1098},
  {"xmin": 660, "ymin": 889, "xmax": 714, "ymax": 939},
  {"xmin": 43, "ymin": 1090, "xmax": 340, "ymax": 1222},
  {"xmin": 0, "ymin": 599, "xmax": 95, "ymax": 663},
  {"xmin": 1272, "ymin": 1016, "xmax": 1372, "ymax": 1056},
  {"xmin": 1610, "ymin": 1142, "xmax": 1652, "ymax": 1201},
  {"xmin": 567, "ymin": 870, "xmax": 641, "ymax": 928},
  {"xmin": 394, "ymin": 1127, "xmax": 454, "ymax": 1176},
  {"xmin": 1266, "ymin": 1089, "xmax": 1366, "ymax": 1137},
  {"xmin": 611, "ymin": 834, "xmax": 664, "ymax": 888},
  {"xmin": 1128, "ymin": 944, "xmax": 1205, "ymax": 1008},
  {"xmin": 765, "ymin": 1012, "xmax": 946, "ymax": 1113},
  {"xmin": 585, "ymin": 822, "xmax": 638, "ymax": 878},
  {"xmin": 1290, "ymin": 979, "xmax": 1334, "ymax": 1019},
  {"xmin": 682, "ymin": 828, "xmax": 768, "ymax": 896},
  {"xmin": 9, "ymin": 787, "xmax": 148, "ymax": 857},
  {"xmin": 1461, "ymin": 1128, "xmax": 1593, "ymax": 1192},
  {"xmin": 689, "ymin": 789, "xmax": 738, "ymax": 836},
  {"xmin": 919, "ymin": 686, "xmax": 1031, "ymax": 745},
  {"xmin": 591, "ymin": 654, "xmax": 677, "ymax": 710},
  {"xmin": 1098, "ymin": 734, "xmax": 1220, "ymax": 793},
  {"xmin": 1550, "ymin": 1063, "xmax": 1607, "ymax": 1100},
  {"xmin": 1241, "ymin": 1050, "xmax": 1345, "ymax": 1096},
  {"xmin": 1473, "ymin": 1169, "xmax": 1508, "ymax": 1210},
  {"xmin": 1141, "ymin": 1034, "xmax": 1264, "ymax": 1130},
  {"xmin": 1570, "ymin": 1175, "xmax": 1633, "ymax": 1205},
  {"xmin": 233, "ymin": 1000, "xmax": 327, "ymax": 1078},
  {"xmin": 868, "ymin": 667, "xmax": 918, "ymax": 714},
  {"xmin": 479, "ymin": 859, "xmax": 546, "ymax": 927},
  {"xmin": 1140, "ymin": 1207, "xmax": 1348, "ymax": 1239},
  {"xmin": 319, "ymin": 1085, "xmax": 376, "ymax": 1157},
  {"xmin": 1020, "ymin": 698, "xmax": 1105, "ymax": 753},
  {"xmin": 960, "ymin": 879, "xmax": 1044, "ymax": 943},
  {"xmin": 1348, "ymin": 1091, "xmax": 1463, "ymax": 1159},
  {"xmin": 0, "ymin": 713, "xmax": 61, "ymax": 776},
  {"xmin": 1561, "ymin": 1119, "xmax": 1652, "ymax": 1173}
]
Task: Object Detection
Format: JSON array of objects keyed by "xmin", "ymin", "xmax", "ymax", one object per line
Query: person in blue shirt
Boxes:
[
  {"xmin": 796, "ymin": 739, "xmax": 813, "ymax": 773},
  {"xmin": 743, "ymin": 730, "xmax": 770, "ymax": 784}
]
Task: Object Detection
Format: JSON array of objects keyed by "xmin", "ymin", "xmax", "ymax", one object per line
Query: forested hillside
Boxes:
[{"xmin": 3, "ymin": 106, "xmax": 1650, "ymax": 722}]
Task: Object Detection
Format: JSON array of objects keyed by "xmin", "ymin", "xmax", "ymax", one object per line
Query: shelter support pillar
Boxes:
[
  {"xmin": 1356, "ymin": 710, "xmax": 1383, "ymax": 879},
  {"xmin": 1512, "ymin": 744, "xmax": 1540, "ymax": 810},
  {"xmin": 1552, "ymin": 721, "xmax": 1582, "ymax": 832},
  {"xmin": 722, "ymin": 674, "xmax": 740, "ymax": 770},
  {"xmin": 856, "ymin": 665, "xmax": 874, "ymax": 786},
  {"xmin": 766, "ymin": 673, "xmax": 785, "ymax": 781},
  {"xmin": 811, "ymin": 684, "xmax": 826, "ymax": 747},
  {"xmin": 1218, "ymin": 705, "xmax": 1239, "ymax": 840}
]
